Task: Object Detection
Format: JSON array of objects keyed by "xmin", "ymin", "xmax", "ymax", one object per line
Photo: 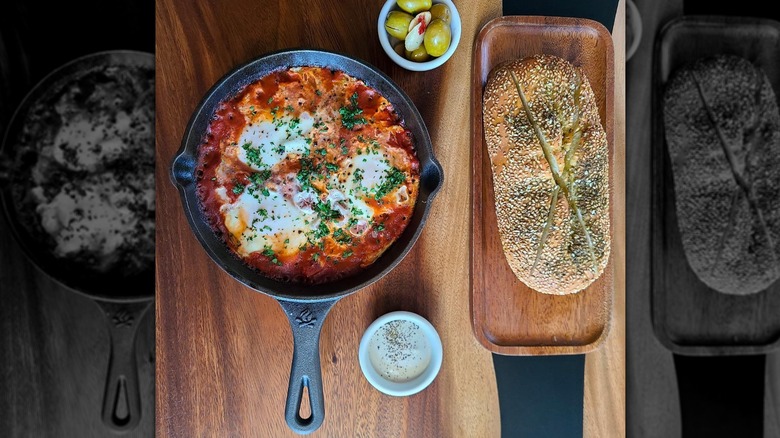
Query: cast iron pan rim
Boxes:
[
  {"xmin": 171, "ymin": 47, "xmax": 443, "ymax": 302},
  {"xmin": 0, "ymin": 49, "xmax": 155, "ymax": 303}
]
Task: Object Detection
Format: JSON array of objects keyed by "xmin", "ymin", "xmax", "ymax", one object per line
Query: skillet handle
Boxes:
[
  {"xmin": 96, "ymin": 300, "xmax": 153, "ymax": 433},
  {"xmin": 277, "ymin": 299, "xmax": 338, "ymax": 435},
  {"xmin": 170, "ymin": 149, "xmax": 195, "ymax": 187}
]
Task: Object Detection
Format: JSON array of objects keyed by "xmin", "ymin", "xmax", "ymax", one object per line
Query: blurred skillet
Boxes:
[
  {"xmin": 171, "ymin": 49, "xmax": 443, "ymax": 434},
  {"xmin": 0, "ymin": 50, "xmax": 154, "ymax": 433}
]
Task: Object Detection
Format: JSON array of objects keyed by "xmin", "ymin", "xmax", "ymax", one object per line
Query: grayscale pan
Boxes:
[
  {"xmin": 627, "ymin": 0, "xmax": 780, "ymax": 437},
  {"xmin": 0, "ymin": 1, "xmax": 155, "ymax": 437}
]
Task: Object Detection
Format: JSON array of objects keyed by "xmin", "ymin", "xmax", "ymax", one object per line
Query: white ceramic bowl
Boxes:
[
  {"xmin": 358, "ymin": 311, "xmax": 443, "ymax": 396},
  {"xmin": 377, "ymin": 0, "xmax": 462, "ymax": 71}
]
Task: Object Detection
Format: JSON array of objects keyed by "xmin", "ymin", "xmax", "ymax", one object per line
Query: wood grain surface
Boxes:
[
  {"xmin": 651, "ymin": 15, "xmax": 780, "ymax": 356},
  {"xmin": 0, "ymin": 232, "xmax": 156, "ymax": 437},
  {"xmin": 584, "ymin": 3, "xmax": 626, "ymax": 436},
  {"xmin": 471, "ymin": 15, "xmax": 615, "ymax": 356},
  {"xmin": 155, "ymin": 0, "xmax": 502, "ymax": 436},
  {"xmin": 0, "ymin": 2, "xmax": 156, "ymax": 437},
  {"xmin": 628, "ymin": 1, "xmax": 780, "ymax": 437},
  {"xmin": 626, "ymin": 1, "xmax": 685, "ymax": 436}
]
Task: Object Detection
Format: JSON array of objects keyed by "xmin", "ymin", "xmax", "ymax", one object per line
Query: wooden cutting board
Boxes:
[
  {"xmin": 155, "ymin": 0, "xmax": 502, "ymax": 436},
  {"xmin": 471, "ymin": 16, "xmax": 616, "ymax": 355},
  {"xmin": 651, "ymin": 16, "xmax": 780, "ymax": 355}
]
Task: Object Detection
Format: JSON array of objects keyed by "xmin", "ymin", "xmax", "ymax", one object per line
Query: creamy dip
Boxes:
[{"xmin": 368, "ymin": 319, "xmax": 432, "ymax": 383}]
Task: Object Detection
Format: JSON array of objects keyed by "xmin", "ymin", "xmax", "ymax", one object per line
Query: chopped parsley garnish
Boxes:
[
  {"xmin": 375, "ymin": 223, "xmax": 385, "ymax": 231},
  {"xmin": 249, "ymin": 170, "xmax": 272, "ymax": 186},
  {"xmin": 350, "ymin": 206, "xmax": 364, "ymax": 216},
  {"xmin": 325, "ymin": 162, "xmax": 339, "ymax": 173},
  {"xmin": 339, "ymin": 92, "xmax": 366, "ymax": 129},
  {"xmin": 315, "ymin": 89, "xmax": 322, "ymax": 96},
  {"xmin": 232, "ymin": 184, "xmax": 245, "ymax": 195},
  {"xmin": 261, "ymin": 187, "xmax": 270, "ymax": 197},
  {"xmin": 314, "ymin": 201, "xmax": 342, "ymax": 222},
  {"xmin": 352, "ymin": 168, "xmax": 364, "ymax": 184},
  {"xmin": 267, "ymin": 97, "xmax": 274, "ymax": 104},
  {"xmin": 342, "ymin": 250, "xmax": 353, "ymax": 258},
  {"xmin": 316, "ymin": 148, "xmax": 327, "ymax": 156},
  {"xmin": 249, "ymin": 105, "xmax": 257, "ymax": 116},
  {"xmin": 374, "ymin": 167, "xmax": 405, "ymax": 200},
  {"xmin": 257, "ymin": 208, "xmax": 268, "ymax": 219},
  {"xmin": 332, "ymin": 228, "xmax": 352, "ymax": 245},
  {"xmin": 242, "ymin": 142, "xmax": 265, "ymax": 168},
  {"xmin": 285, "ymin": 105, "xmax": 294, "ymax": 112},
  {"xmin": 272, "ymin": 143, "xmax": 286, "ymax": 154},
  {"xmin": 262, "ymin": 246, "xmax": 282, "ymax": 266},
  {"xmin": 341, "ymin": 145, "xmax": 349, "ymax": 155},
  {"xmin": 312, "ymin": 253, "xmax": 320, "ymax": 261},
  {"xmin": 297, "ymin": 157, "xmax": 318, "ymax": 190},
  {"xmin": 312, "ymin": 221, "xmax": 330, "ymax": 239}
]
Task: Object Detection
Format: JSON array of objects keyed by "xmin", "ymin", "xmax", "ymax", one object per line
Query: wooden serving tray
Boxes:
[
  {"xmin": 471, "ymin": 16, "xmax": 615, "ymax": 355},
  {"xmin": 651, "ymin": 16, "xmax": 780, "ymax": 355}
]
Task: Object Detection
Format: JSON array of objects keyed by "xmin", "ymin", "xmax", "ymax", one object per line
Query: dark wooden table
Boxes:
[
  {"xmin": 155, "ymin": 0, "xmax": 625, "ymax": 436},
  {"xmin": 155, "ymin": 0, "xmax": 502, "ymax": 436},
  {"xmin": 626, "ymin": 1, "xmax": 780, "ymax": 436},
  {"xmin": 0, "ymin": 1, "xmax": 155, "ymax": 436}
]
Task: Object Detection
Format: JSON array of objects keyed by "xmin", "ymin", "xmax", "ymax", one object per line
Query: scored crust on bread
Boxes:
[
  {"xmin": 483, "ymin": 55, "xmax": 610, "ymax": 295},
  {"xmin": 663, "ymin": 55, "xmax": 780, "ymax": 295}
]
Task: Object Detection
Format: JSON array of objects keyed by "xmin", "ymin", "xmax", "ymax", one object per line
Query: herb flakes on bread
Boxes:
[{"xmin": 483, "ymin": 54, "xmax": 610, "ymax": 295}]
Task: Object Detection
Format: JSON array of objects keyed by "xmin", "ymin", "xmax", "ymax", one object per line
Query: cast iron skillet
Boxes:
[
  {"xmin": 0, "ymin": 51, "xmax": 155, "ymax": 433},
  {"xmin": 171, "ymin": 49, "xmax": 443, "ymax": 434}
]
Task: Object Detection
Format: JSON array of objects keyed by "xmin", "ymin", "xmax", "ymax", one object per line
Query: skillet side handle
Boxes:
[
  {"xmin": 170, "ymin": 149, "xmax": 195, "ymax": 187},
  {"xmin": 277, "ymin": 299, "xmax": 338, "ymax": 435}
]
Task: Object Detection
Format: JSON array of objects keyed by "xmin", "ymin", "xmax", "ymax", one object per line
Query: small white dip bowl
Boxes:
[{"xmin": 358, "ymin": 310, "xmax": 443, "ymax": 396}]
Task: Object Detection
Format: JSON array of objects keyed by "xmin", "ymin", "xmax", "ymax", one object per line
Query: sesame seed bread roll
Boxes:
[
  {"xmin": 663, "ymin": 55, "xmax": 780, "ymax": 295},
  {"xmin": 483, "ymin": 55, "xmax": 610, "ymax": 295}
]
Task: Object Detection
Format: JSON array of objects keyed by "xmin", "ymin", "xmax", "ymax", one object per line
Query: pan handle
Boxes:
[
  {"xmin": 277, "ymin": 298, "xmax": 339, "ymax": 435},
  {"xmin": 96, "ymin": 300, "xmax": 153, "ymax": 433},
  {"xmin": 170, "ymin": 149, "xmax": 195, "ymax": 187}
]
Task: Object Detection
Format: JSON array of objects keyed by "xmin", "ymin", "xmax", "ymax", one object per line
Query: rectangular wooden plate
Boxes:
[
  {"xmin": 652, "ymin": 16, "xmax": 780, "ymax": 356},
  {"xmin": 471, "ymin": 16, "xmax": 615, "ymax": 355}
]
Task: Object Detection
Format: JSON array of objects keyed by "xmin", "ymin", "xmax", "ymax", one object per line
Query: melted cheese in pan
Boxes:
[
  {"xmin": 199, "ymin": 66, "xmax": 419, "ymax": 282},
  {"xmin": 219, "ymin": 144, "xmax": 407, "ymax": 257}
]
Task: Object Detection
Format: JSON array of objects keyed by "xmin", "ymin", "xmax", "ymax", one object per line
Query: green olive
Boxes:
[
  {"xmin": 385, "ymin": 11, "xmax": 414, "ymax": 39},
  {"xmin": 393, "ymin": 42, "xmax": 406, "ymax": 57},
  {"xmin": 405, "ymin": 45, "xmax": 431, "ymax": 62},
  {"xmin": 429, "ymin": 4, "xmax": 451, "ymax": 24},
  {"xmin": 423, "ymin": 19, "xmax": 451, "ymax": 57},
  {"xmin": 396, "ymin": 0, "xmax": 432, "ymax": 14}
]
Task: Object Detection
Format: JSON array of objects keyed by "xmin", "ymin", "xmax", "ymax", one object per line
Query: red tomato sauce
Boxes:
[{"xmin": 195, "ymin": 67, "xmax": 420, "ymax": 284}]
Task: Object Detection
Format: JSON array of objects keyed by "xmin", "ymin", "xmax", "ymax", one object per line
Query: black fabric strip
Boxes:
[
  {"xmin": 674, "ymin": 354, "xmax": 765, "ymax": 438},
  {"xmin": 493, "ymin": 354, "xmax": 586, "ymax": 438},
  {"xmin": 502, "ymin": 0, "xmax": 619, "ymax": 32}
]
